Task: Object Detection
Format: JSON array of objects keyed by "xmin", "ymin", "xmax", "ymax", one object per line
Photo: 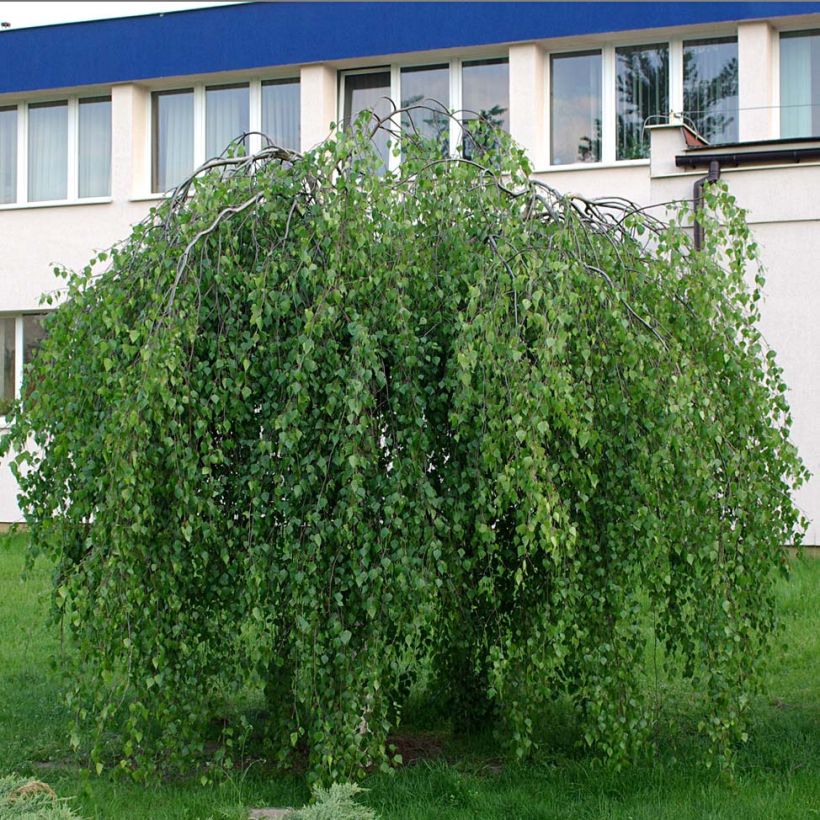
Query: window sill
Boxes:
[
  {"xmin": 129, "ymin": 193, "xmax": 172, "ymax": 203},
  {"xmin": 537, "ymin": 159, "xmax": 650, "ymax": 173},
  {"xmin": 0, "ymin": 196, "xmax": 113, "ymax": 212}
]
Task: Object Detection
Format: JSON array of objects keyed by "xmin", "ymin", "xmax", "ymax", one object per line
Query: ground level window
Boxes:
[
  {"xmin": 0, "ymin": 313, "xmax": 49, "ymax": 415},
  {"xmin": 0, "ymin": 318, "xmax": 15, "ymax": 416}
]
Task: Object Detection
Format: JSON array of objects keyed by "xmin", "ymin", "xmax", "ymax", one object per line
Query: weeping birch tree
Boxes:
[{"xmin": 1, "ymin": 111, "xmax": 805, "ymax": 783}]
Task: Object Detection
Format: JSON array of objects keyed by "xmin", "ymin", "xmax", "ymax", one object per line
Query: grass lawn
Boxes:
[{"xmin": 1, "ymin": 531, "xmax": 818, "ymax": 819}]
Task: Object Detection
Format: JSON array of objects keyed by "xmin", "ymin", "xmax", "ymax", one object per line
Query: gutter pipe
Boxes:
[
  {"xmin": 677, "ymin": 145, "xmax": 820, "ymax": 251},
  {"xmin": 692, "ymin": 159, "xmax": 721, "ymax": 252}
]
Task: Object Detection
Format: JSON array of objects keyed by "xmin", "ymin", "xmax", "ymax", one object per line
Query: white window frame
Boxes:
[
  {"xmin": 546, "ymin": 46, "xmax": 607, "ymax": 169},
  {"xmin": 0, "ymin": 96, "xmax": 112, "ymax": 208},
  {"xmin": 0, "ymin": 312, "xmax": 50, "ymax": 422},
  {"xmin": 149, "ymin": 76, "xmax": 300, "ymax": 193},
  {"xmin": 544, "ymin": 35, "xmax": 715, "ymax": 169},
  {"xmin": 339, "ymin": 57, "xmax": 509, "ymax": 171},
  {"xmin": 773, "ymin": 26, "xmax": 820, "ymax": 140}
]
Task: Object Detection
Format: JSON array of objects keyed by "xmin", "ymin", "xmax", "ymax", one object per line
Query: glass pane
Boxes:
[
  {"xmin": 683, "ymin": 37, "xmax": 738, "ymax": 144},
  {"xmin": 205, "ymin": 84, "xmax": 249, "ymax": 158},
  {"xmin": 342, "ymin": 70, "xmax": 392, "ymax": 168},
  {"xmin": 0, "ymin": 108, "xmax": 16, "ymax": 204},
  {"xmin": 780, "ymin": 30, "xmax": 820, "ymax": 138},
  {"xmin": 28, "ymin": 101, "xmax": 67, "ymax": 201},
  {"xmin": 262, "ymin": 79, "xmax": 300, "ymax": 151},
  {"xmin": 0, "ymin": 318, "xmax": 15, "ymax": 415},
  {"xmin": 551, "ymin": 51, "xmax": 602, "ymax": 165},
  {"xmin": 79, "ymin": 97, "xmax": 111, "ymax": 198},
  {"xmin": 152, "ymin": 89, "xmax": 194, "ymax": 192},
  {"xmin": 616, "ymin": 44, "xmax": 668, "ymax": 160},
  {"xmin": 23, "ymin": 314, "xmax": 47, "ymax": 366},
  {"xmin": 23, "ymin": 314, "xmax": 47, "ymax": 400},
  {"xmin": 462, "ymin": 59, "xmax": 509, "ymax": 159},
  {"xmin": 401, "ymin": 64, "xmax": 450, "ymax": 155}
]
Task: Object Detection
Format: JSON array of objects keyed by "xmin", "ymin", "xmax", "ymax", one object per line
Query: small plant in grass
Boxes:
[
  {"xmin": 0, "ymin": 774, "xmax": 81, "ymax": 819},
  {"xmin": 289, "ymin": 783, "xmax": 377, "ymax": 819},
  {"xmin": 1, "ymin": 109, "xmax": 805, "ymax": 784}
]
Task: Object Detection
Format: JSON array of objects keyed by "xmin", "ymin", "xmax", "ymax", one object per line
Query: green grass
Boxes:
[{"xmin": 1, "ymin": 532, "xmax": 818, "ymax": 819}]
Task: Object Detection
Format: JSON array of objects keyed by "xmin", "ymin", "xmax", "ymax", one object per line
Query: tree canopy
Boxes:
[{"xmin": 2, "ymin": 112, "xmax": 806, "ymax": 784}]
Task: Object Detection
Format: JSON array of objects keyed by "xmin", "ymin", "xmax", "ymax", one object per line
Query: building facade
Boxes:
[{"xmin": 1, "ymin": 1, "xmax": 819, "ymax": 540}]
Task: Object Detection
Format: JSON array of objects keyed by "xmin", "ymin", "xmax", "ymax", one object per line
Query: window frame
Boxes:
[
  {"xmin": 548, "ymin": 47, "xmax": 606, "ymax": 167},
  {"xmin": 544, "ymin": 33, "xmax": 742, "ymax": 169},
  {"xmin": 778, "ymin": 27, "xmax": 820, "ymax": 139},
  {"xmin": 338, "ymin": 56, "xmax": 509, "ymax": 172},
  {"xmin": 0, "ymin": 95, "xmax": 112, "ymax": 208},
  {"xmin": 681, "ymin": 35, "xmax": 740, "ymax": 146},
  {"xmin": 0, "ymin": 311, "xmax": 50, "ymax": 422},
  {"xmin": 149, "ymin": 75, "xmax": 301, "ymax": 193},
  {"xmin": 614, "ymin": 41, "xmax": 672, "ymax": 161}
]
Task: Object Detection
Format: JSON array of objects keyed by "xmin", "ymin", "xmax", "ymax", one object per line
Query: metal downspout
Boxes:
[{"xmin": 693, "ymin": 159, "xmax": 722, "ymax": 251}]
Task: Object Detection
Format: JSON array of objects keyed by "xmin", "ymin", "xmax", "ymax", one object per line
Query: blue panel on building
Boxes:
[{"xmin": 2, "ymin": 1, "xmax": 820, "ymax": 94}]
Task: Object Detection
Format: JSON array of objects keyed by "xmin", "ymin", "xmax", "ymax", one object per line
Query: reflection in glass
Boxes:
[
  {"xmin": 23, "ymin": 314, "xmax": 48, "ymax": 401},
  {"xmin": 206, "ymin": 84, "xmax": 249, "ymax": 158},
  {"xmin": 551, "ymin": 51, "xmax": 602, "ymax": 165},
  {"xmin": 342, "ymin": 70, "xmax": 392, "ymax": 168},
  {"xmin": 152, "ymin": 90, "xmax": 194, "ymax": 192},
  {"xmin": 780, "ymin": 30, "xmax": 820, "ymax": 138},
  {"xmin": 262, "ymin": 79, "xmax": 300, "ymax": 151},
  {"xmin": 616, "ymin": 44, "xmax": 668, "ymax": 160},
  {"xmin": 28, "ymin": 102, "xmax": 68, "ymax": 201},
  {"xmin": 0, "ymin": 318, "xmax": 14, "ymax": 415},
  {"xmin": 23, "ymin": 314, "xmax": 47, "ymax": 366},
  {"xmin": 79, "ymin": 97, "xmax": 111, "ymax": 198},
  {"xmin": 683, "ymin": 38, "xmax": 738, "ymax": 144},
  {"xmin": 462, "ymin": 58, "xmax": 509, "ymax": 158},
  {"xmin": 401, "ymin": 64, "xmax": 450, "ymax": 156},
  {"xmin": 0, "ymin": 107, "xmax": 16, "ymax": 204}
]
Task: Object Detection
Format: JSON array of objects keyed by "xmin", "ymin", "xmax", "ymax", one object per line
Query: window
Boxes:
[
  {"xmin": 152, "ymin": 78, "xmax": 301, "ymax": 193},
  {"xmin": 28, "ymin": 101, "xmax": 68, "ymax": 202},
  {"xmin": 262, "ymin": 79, "xmax": 300, "ymax": 151},
  {"xmin": 206, "ymin": 84, "xmax": 249, "ymax": 158},
  {"xmin": 340, "ymin": 69, "xmax": 393, "ymax": 168},
  {"xmin": 23, "ymin": 314, "xmax": 48, "ymax": 369},
  {"xmin": 0, "ymin": 318, "xmax": 15, "ymax": 416},
  {"xmin": 340, "ymin": 59, "xmax": 510, "ymax": 169},
  {"xmin": 152, "ymin": 89, "xmax": 194, "ymax": 193},
  {"xmin": 0, "ymin": 313, "xmax": 48, "ymax": 416},
  {"xmin": 551, "ymin": 51, "xmax": 602, "ymax": 165},
  {"xmin": 401, "ymin": 64, "xmax": 450, "ymax": 156},
  {"xmin": 461, "ymin": 58, "xmax": 510, "ymax": 158},
  {"xmin": 780, "ymin": 30, "xmax": 820, "ymax": 138},
  {"xmin": 545, "ymin": 35, "xmax": 743, "ymax": 165},
  {"xmin": 79, "ymin": 97, "xmax": 112, "ymax": 198},
  {"xmin": 0, "ymin": 97, "xmax": 111, "ymax": 205},
  {"xmin": 683, "ymin": 37, "xmax": 738, "ymax": 144},
  {"xmin": 616, "ymin": 43, "xmax": 669, "ymax": 160},
  {"xmin": 0, "ymin": 108, "xmax": 17, "ymax": 204}
]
